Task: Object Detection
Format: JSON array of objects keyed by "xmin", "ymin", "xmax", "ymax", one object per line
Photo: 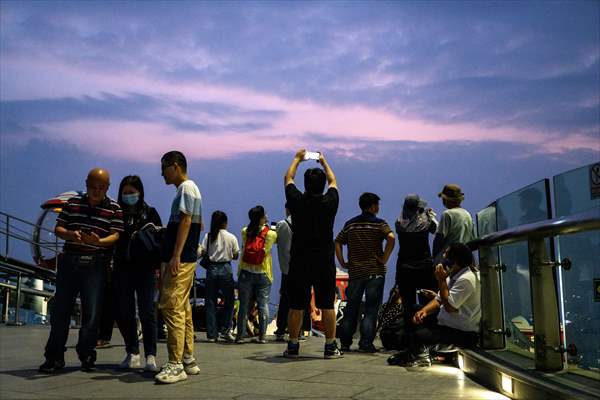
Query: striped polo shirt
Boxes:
[
  {"xmin": 56, "ymin": 194, "xmax": 124, "ymax": 254},
  {"xmin": 335, "ymin": 212, "xmax": 392, "ymax": 280}
]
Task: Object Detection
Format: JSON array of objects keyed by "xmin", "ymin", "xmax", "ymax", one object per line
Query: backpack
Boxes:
[
  {"xmin": 127, "ymin": 222, "xmax": 164, "ymax": 266},
  {"xmin": 242, "ymin": 226, "xmax": 270, "ymax": 265}
]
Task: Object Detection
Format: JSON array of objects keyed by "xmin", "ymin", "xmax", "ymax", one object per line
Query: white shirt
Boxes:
[
  {"xmin": 436, "ymin": 268, "xmax": 481, "ymax": 332},
  {"xmin": 200, "ymin": 229, "xmax": 240, "ymax": 263}
]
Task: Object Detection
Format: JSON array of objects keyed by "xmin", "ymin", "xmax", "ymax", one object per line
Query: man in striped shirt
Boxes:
[
  {"xmin": 335, "ymin": 192, "xmax": 395, "ymax": 353},
  {"xmin": 40, "ymin": 168, "xmax": 123, "ymax": 373}
]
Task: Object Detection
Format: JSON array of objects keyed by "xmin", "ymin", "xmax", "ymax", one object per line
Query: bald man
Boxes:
[{"xmin": 40, "ymin": 168, "xmax": 124, "ymax": 373}]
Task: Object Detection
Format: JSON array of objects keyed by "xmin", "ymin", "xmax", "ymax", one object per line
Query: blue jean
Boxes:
[
  {"xmin": 113, "ymin": 265, "xmax": 157, "ymax": 357},
  {"xmin": 44, "ymin": 253, "xmax": 109, "ymax": 361},
  {"xmin": 339, "ymin": 276, "xmax": 385, "ymax": 348},
  {"xmin": 236, "ymin": 270, "xmax": 271, "ymax": 338},
  {"xmin": 205, "ymin": 262, "xmax": 235, "ymax": 338}
]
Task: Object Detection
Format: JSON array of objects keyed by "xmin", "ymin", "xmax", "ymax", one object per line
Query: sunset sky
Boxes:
[{"xmin": 1, "ymin": 1, "xmax": 598, "ymax": 290}]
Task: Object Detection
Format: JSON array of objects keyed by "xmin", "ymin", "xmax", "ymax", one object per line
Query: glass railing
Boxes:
[
  {"xmin": 475, "ymin": 162, "xmax": 600, "ymax": 380},
  {"xmin": 496, "ymin": 179, "xmax": 552, "ymax": 364},
  {"xmin": 553, "ymin": 164, "xmax": 600, "ymax": 375}
]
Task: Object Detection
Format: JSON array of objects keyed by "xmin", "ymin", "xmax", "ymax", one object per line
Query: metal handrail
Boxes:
[
  {"xmin": 0, "ymin": 210, "xmax": 57, "ymax": 235},
  {"xmin": 470, "ymin": 209, "xmax": 600, "ymax": 248}
]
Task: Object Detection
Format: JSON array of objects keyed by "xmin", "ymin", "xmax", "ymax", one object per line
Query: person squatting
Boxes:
[{"xmin": 38, "ymin": 149, "xmax": 480, "ymax": 383}]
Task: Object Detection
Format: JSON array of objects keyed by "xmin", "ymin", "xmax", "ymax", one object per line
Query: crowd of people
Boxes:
[{"xmin": 38, "ymin": 149, "xmax": 481, "ymax": 383}]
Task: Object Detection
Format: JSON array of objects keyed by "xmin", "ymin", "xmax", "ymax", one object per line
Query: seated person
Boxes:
[
  {"xmin": 391, "ymin": 243, "xmax": 481, "ymax": 368},
  {"xmin": 377, "ymin": 285, "xmax": 405, "ymax": 351}
]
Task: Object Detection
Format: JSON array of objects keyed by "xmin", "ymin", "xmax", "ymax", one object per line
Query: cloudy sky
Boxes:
[{"xmin": 1, "ymin": 1, "xmax": 598, "ymax": 291}]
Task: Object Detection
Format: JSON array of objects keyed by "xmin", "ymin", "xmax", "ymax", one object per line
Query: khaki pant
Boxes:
[{"xmin": 159, "ymin": 262, "xmax": 196, "ymax": 363}]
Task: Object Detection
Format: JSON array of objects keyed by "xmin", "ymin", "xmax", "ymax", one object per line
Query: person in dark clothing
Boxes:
[
  {"xmin": 377, "ymin": 285, "xmax": 405, "ymax": 351},
  {"xmin": 395, "ymin": 194, "xmax": 438, "ymax": 314},
  {"xmin": 283, "ymin": 149, "xmax": 343, "ymax": 359},
  {"xmin": 113, "ymin": 175, "xmax": 162, "ymax": 372},
  {"xmin": 39, "ymin": 168, "xmax": 123, "ymax": 373}
]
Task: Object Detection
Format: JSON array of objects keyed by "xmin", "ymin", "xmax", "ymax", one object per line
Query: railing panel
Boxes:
[
  {"xmin": 495, "ymin": 180, "xmax": 554, "ymax": 368},
  {"xmin": 554, "ymin": 163, "xmax": 600, "ymax": 375}
]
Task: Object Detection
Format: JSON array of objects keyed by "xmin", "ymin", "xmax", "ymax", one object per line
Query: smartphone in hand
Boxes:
[{"xmin": 304, "ymin": 151, "xmax": 320, "ymax": 161}]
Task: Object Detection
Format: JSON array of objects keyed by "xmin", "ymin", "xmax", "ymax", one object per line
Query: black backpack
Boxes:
[{"xmin": 127, "ymin": 222, "xmax": 164, "ymax": 266}]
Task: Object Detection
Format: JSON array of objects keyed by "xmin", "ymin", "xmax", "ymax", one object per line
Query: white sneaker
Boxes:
[
  {"xmin": 182, "ymin": 355, "xmax": 200, "ymax": 375},
  {"xmin": 155, "ymin": 362, "xmax": 187, "ymax": 384},
  {"xmin": 144, "ymin": 355, "xmax": 159, "ymax": 372},
  {"xmin": 120, "ymin": 353, "xmax": 142, "ymax": 369}
]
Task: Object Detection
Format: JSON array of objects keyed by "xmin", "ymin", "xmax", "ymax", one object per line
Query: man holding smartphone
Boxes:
[
  {"xmin": 40, "ymin": 168, "xmax": 123, "ymax": 373},
  {"xmin": 282, "ymin": 149, "xmax": 343, "ymax": 359}
]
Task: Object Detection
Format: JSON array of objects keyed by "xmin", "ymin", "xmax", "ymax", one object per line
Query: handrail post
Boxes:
[
  {"xmin": 7, "ymin": 272, "xmax": 24, "ymax": 326},
  {"xmin": 479, "ymin": 245, "xmax": 505, "ymax": 349},
  {"xmin": 4, "ymin": 214, "xmax": 9, "ymax": 258},
  {"xmin": 3, "ymin": 288, "xmax": 9, "ymax": 323},
  {"xmin": 528, "ymin": 237, "xmax": 562, "ymax": 371}
]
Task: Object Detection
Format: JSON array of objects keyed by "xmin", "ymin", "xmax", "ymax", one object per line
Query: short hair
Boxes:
[
  {"xmin": 445, "ymin": 243, "xmax": 474, "ymax": 269},
  {"xmin": 304, "ymin": 168, "xmax": 326, "ymax": 195},
  {"xmin": 359, "ymin": 192, "xmax": 380, "ymax": 211},
  {"xmin": 161, "ymin": 151, "xmax": 187, "ymax": 173}
]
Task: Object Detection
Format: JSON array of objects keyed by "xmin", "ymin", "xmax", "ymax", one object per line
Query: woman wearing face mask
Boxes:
[{"xmin": 113, "ymin": 175, "xmax": 163, "ymax": 372}]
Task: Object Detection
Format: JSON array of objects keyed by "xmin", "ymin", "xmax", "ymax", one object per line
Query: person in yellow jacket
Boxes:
[{"xmin": 235, "ymin": 205, "xmax": 277, "ymax": 343}]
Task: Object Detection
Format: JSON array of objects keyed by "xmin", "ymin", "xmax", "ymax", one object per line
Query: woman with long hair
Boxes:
[
  {"xmin": 200, "ymin": 210, "xmax": 239, "ymax": 342},
  {"xmin": 235, "ymin": 205, "xmax": 277, "ymax": 343},
  {"xmin": 113, "ymin": 175, "xmax": 162, "ymax": 372}
]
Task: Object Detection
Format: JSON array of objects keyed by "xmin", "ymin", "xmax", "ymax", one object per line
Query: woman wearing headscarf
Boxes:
[{"xmin": 395, "ymin": 194, "xmax": 438, "ymax": 315}]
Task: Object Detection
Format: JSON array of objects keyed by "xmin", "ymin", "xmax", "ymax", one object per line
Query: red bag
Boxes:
[{"xmin": 242, "ymin": 226, "xmax": 270, "ymax": 265}]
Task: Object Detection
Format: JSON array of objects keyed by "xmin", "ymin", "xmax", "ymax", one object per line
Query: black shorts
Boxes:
[{"xmin": 287, "ymin": 254, "xmax": 336, "ymax": 310}]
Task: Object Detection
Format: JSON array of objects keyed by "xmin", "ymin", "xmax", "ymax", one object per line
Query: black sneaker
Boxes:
[
  {"xmin": 358, "ymin": 344, "xmax": 377, "ymax": 353},
  {"xmin": 340, "ymin": 344, "xmax": 351, "ymax": 352},
  {"xmin": 283, "ymin": 341, "xmax": 299, "ymax": 358},
  {"xmin": 324, "ymin": 341, "xmax": 343, "ymax": 359},
  {"xmin": 387, "ymin": 350, "xmax": 411, "ymax": 366},
  {"xmin": 401, "ymin": 356, "xmax": 431, "ymax": 369},
  {"xmin": 38, "ymin": 359, "xmax": 65, "ymax": 373},
  {"xmin": 81, "ymin": 355, "xmax": 96, "ymax": 372}
]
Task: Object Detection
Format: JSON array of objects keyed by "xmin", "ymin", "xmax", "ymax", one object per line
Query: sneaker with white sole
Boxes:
[
  {"xmin": 144, "ymin": 355, "xmax": 159, "ymax": 372},
  {"xmin": 182, "ymin": 357, "xmax": 200, "ymax": 375},
  {"xmin": 155, "ymin": 362, "xmax": 187, "ymax": 384},
  {"xmin": 220, "ymin": 331, "xmax": 236, "ymax": 342},
  {"xmin": 324, "ymin": 341, "xmax": 344, "ymax": 359},
  {"xmin": 120, "ymin": 353, "xmax": 142, "ymax": 369}
]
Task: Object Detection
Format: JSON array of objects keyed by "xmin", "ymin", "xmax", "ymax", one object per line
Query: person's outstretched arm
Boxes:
[
  {"xmin": 285, "ymin": 149, "xmax": 306, "ymax": 187},
  {"xmin": 318, "ymin": 152, "xmax": 337, "ymax": 190}
]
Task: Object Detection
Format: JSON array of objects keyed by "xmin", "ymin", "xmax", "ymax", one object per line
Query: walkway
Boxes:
[{"xmin": 0, "ymin": 326, "xmax": 507, "ymax": 399}]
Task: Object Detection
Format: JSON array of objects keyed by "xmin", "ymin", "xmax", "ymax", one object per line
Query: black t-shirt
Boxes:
[{"xmin": 285, "ymin": 183, "xmax": 339, "ymax": 259}]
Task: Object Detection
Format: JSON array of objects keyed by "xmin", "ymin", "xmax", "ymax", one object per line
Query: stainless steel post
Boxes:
[
  {"xmin": 479, "ymin": 245, "xmax": 505, "ymax": 349},
  {"xmin": 528, "ymin": 237, "xmax": 562, "ymax": 371},
  {"xmin": 4, "ymin": 215, "xmax": 9, "ymax": 258}
]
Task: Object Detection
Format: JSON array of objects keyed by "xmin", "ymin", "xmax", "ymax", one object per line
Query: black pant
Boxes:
[
  {"xmin": 405, "ymin": 312, "xmax": 478, "ymax": 357},
  {"xmin": 113, "ymin": 266, "xmax": 157, "ymax": 357},
  {"xmin": 44, "ymin": 253, "xmax": 109, "ymax": 361},
  {"xmin": 395, "ymin": 266, "xmax": 437, "ymax": 313},
  {"xmin": 97, "ymin": 280, "xmax": 115, "ymax": 341},
  {"xmin": 275, "ymin": 274, "xmax": 311, "ymax": 335}
]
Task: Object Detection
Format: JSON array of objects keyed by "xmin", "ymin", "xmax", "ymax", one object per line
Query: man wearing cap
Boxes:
[
  {"xmin": 432, "ymin": 184, "xmax": 475, "ymax": 261},
  {"xmin": 39, "ymin": 168, "xmax": 123, "ymax": 373}
]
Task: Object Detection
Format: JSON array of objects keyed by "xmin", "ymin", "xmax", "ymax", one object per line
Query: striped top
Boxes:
[
  {"xmin": 56, "ymin": 194, "xmax": 124, "ymax": 254},
  {"xmin": 335, "ymin": 212, "xmax": 392, "ymax": 280}
]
